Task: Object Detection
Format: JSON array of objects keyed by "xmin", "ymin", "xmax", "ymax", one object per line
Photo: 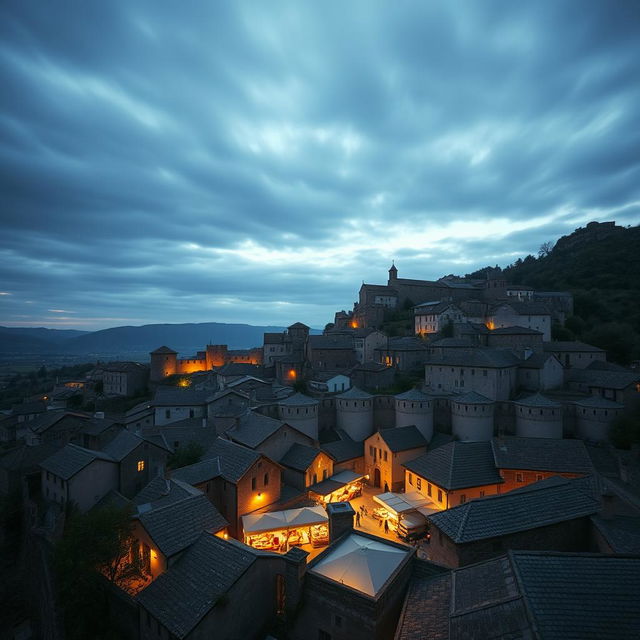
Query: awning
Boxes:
[
  {"xmin": 373, "ymin": 491, "xmax": 439, "ymax": 517},
  {"xmin": 308, "ymin": 471, "xmax": 365, "ymax": 496},
  {"xmin": 242, "ymin": 505, "xmax": 327, "ymax": 534}
]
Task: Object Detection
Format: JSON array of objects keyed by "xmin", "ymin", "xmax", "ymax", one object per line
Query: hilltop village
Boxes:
[{"xmin": 2, "ymin": 255, "xmax": 640, "ymax": 638}]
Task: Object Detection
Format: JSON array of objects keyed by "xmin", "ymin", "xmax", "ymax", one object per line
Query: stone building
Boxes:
[
  {"xmin": 102, "ymin": 361, "xmax": 149, "ymax": 397},
  {"xmin": 450, "ymin": 392, "xmax": 495, "ymax": 441},
  {"xmin": 394, "ymin": 388, "xmax": 434, "ymax": 441},
  {"xmin": 280, "ymin": 443, "xmax": 334, "ymax": 491},
  {"xmin": 336, "ymin": 387, "xmax": 374, "ymax": 441},
  {"xmin": 513, "ymin": 393, "xmax": 563, "ymax": 439}
]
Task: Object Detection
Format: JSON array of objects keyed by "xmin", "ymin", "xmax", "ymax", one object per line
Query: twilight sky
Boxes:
[{"xmin": 1, "ymin": 1, "xmax": 639, "ymax": 331}]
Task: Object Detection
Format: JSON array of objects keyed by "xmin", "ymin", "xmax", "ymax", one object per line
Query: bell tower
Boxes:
[{"xmin": 388, "ymin": 261, "xmax": 398, "ymax": 284}]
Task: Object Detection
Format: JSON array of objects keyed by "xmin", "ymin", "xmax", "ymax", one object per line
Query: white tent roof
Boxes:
[
  {"xmin": 242, "ymin": 505, "xmax": 327, "ymax": 534},
  {"xmin": 311, "ymin": 533, "xmax": 409, "ymax": 597},
  {"xmin": 331, "ymin": 469, "xmax": 365, "ymax": 484},
  {"xmin": 373, "ymin": 491, "xmax": 439, "ymax": 516}
]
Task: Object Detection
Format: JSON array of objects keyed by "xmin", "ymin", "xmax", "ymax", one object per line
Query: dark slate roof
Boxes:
[
  {"xmin": 28, "ymin": 411, "xmax": 88, "ymax": 435},
  {"xmin": 137, "ymin": 494, "xmax": 227, "ymax": 558},
  {"xmin": 397, "ymin": 552, "xmax": 640, "ymax": 640},
  {"xmin": 263, "ymin": 331, "xmax": 285, "ymax": 344},
  {"xmin": 227, "ymin": 411, "xmax": 286, "ymax": 448},
  {"xmin": 40, "ymin": 443, "xmax": 115, "ymax": 480},
  {"xmin": 383, "ymin": 337, "xmax": 429, "ymax": 352},
  {"xmin": 403, "ymin": 442, "xmax": 503, "ymax": 490},
  {"xmin": 377, "ymin": 426, "xmax": 428, "ymax": 453},
  {"xmin": 512, "ymin": 551, "xmax": 640, "ymax": 639},
  {"xmin": 491, "ymin": 437, "xmax": 595, "ymax": 474},
  {"xmin": 136, "ymin": 535, "xmax": 266, "ymax": 639},
  {"xmin": 428, "ymin": 432, "xmax": 454, "ymax": 450},
  {"xmin": 321, "ymin": 437, "xmax": 364, "ymax": 463},
  {"xmin": 170, "ymin": 458, "xmax": 222, "ymax": 486},
  {"xmin": 80, "ymin": 417, "xmax": 119, "ymax": 436},
  {"xmin": 519, "ymin": 352, "xmax": 556, "ymax": 369},
  {"xmin": 337, "ymin": 386, "xmax": 372, "ymax": 399},
  {"xmin": 428, "ymin": 338, "xmax": 475, "ymax": 347},
  {"xmin": 279, "ymin": 443, "xmax": 322, "ymax": 472},
  {"xmin": 568, "ymin": 367, "xmax": 639, "ymax": 390},
  {"xmin": 214, "ymin": 363, "xmax": 265, "ymax": 377},
  {"xmin": 489, "ymin": 325, "xmax": 542, "ymax": 335},
  {"xmin": 492, "ymin": 300, "xmax": 551, "ymax": 316},
  {"xmin": 288, "ymin": 322, "xmax": 309, "ymax": 329},
  {"xmin": 150, "ymin": 346, "xmax": 177, "ymax": 354},
  {"xmin": 153, "ymin": 386, "xmax": 210, "ymax": 406},
  {"xmin": 278, "ymin": 392, "xmax": 319, "ymax": 406},
  {"xmin": 395, "ymin": 388, "xmax": 430, "ymax": 401},
  {"xmin": 133, "ymin": 476, "xmax": 201, "ymax": 510},
  {"xmin": 308, "ymin": 334, "xmax": 354, "ymax": 350},
  {"xmin": 451, "ymin": 391, "xmax": 493, "ymax": 405},
  {"xmin": 91, "ymin": 489, "xmax": 131, "ymax": 512},
  {"xmin": 425, "ymin": 348, "xmax": 520, "ymax": 368},
  {"xmin": 414, "ymin": 301, "xmax": 458, "ymax": 314},
  {"xmin": 428, "ymin": 477, "xmax": 600, "ymax": 543},
  {"xmin": 590, "ymin": 515, "xmax": 640, "ymax": 553},
  {"xmin": 512, "ymin": 392, "xmax": 561, "ymax": 408},
  {"xmin": 202, "ymin": 437, "xmax": 262, "ymax": 483},
  {"xmin": 574, "ymin": 395, "xmax": 624, "ymax": 409},
  {"xmin": 103, "ymin": 430, "xmax": 144, "ymax": 461},
  {"xmin": 1, "ymin": 442, "xmax": 60, "ymax": 473},
  {"xmin": 543, "ymin": 340, "xmax": 605, "ymax": 353},
  {"xmin": 150, "ymin": 419, "xmax": 220, "ymax": 450},
  {"xmin": 11, "ymin": 401, "xmax": 47, "ymax": 416},
  {"xmin": 350, "ymin": 361, "xmax": 389, "ymax": 373}
]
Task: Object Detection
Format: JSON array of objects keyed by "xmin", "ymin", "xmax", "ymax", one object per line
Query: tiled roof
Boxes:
[
  {"xmin": 40, "ymin": 443, "xmax": 115, "ymax": 480},
  {"xmin": 518, "ymin": 352, "xmax": 555, "ymax": 369},
  {"xmin": 133, "ymin": 476, "xmax": 201, "ymax": 510},
  {"xmin": 350, "ymin": 361, "xmax": 388, "ymax": 373},
  {"xmin": 590, "ymin": 515, "xmax": 640, "ymax": 553},
  {"xmin": 1, "ymin": 442, "xmax": 59, "ymax": 473},
  {"xmin": 321, "ymin": 437, "xmax": 364, "ymax": 463},
  {"xmin": 428, "ymin": 477, "xmax": 600, "ymax": 543},
  {"xmin": 263, "ymin": 332, "xmax": 285, "ymax": 344},
  {"xmin": 403, "ymin": 442, "xmax": 503, "ymax": 490},
  {"xmin": 491, "ymin": 436, "xmax": 594, "ymax": 474},
  {"xmin": 204, "ymin": 437, "xmax": 262, "ymax": 483},
  {"xmin": 288, "ymin": 322, "xmax": 309, "ymax": 329},
  {"xmin": 512, "ymin": 392, "xmax": 561, "ymax": 408},
  {"xmin": 543, "ymin": 340, "xmax": 605, "ymax": 353},
  {"xmin": 395, "ymin": 388, "xmax": 430, "ymax": 401},
  {"xmin": 308, "ymin": 334, "xmax": 354, "ymax": 350},
  {"xmin": 414, "ymin": 301, "xmax": 457, "ymax": 314},
  {"xmin": 149, "ymin": 419, "xmax": 220, "ymax": 450},
  {"xmin": 489, "ymin": 325, "xmax": 542, "ymax": 335},
  {"xmin": 280, "ymin": 443, "xmax": 322, "ymax": 471},
  {"xmin": 428, "ymin": 338, "xmax": 475, "ymax": 347},
  {"xmin": 377, "ymin": 426, "xmax": 428, "ymax": 453},
  {"xmin": 397, "ymin": 551, "xmax": 640, "ymax": 640},
  {"xmin": 383, "ymin": 337, "xmax": 428, "ymax": 352},
  {"xmin": 136, "ymin": 535, "xmax": 265, "ymax": 639},
  {"xmin": 574, "ymin": 395, "xmax": 624, "ymax": 409},
  {"xmin": 11, "ymin": 401, "xmax": 47, "ymax": 416},
  {"xmin": 102, "ymin": 430, "xmax": 143, "ymax": 461},
  {"xmin": 28, "ymin": 411, "xmax": 87, "ymax": 435},
  {"xmin": 150, "ymin": 346, "xmax": 177, "ymax": 354},
  {"xmin": 153, "ymin": 386, "xmax": 210, "ymax": 406},
  {"xmin": 227, "ymin": 411, "xmax": 285, "ymax": 448},
  {"xmin": 492, "ymin": 300, "xmax": 551, "ymax": 316},
  {"xmin": 138, "ymin": 494, "xmax": 227, "ymax": 558},
  {"xmin": 80, "ymin": 417, "xmax": 119, "ymax": 436},
  {"xmin": 337, "ymin": 386, "xmax": 372, "ymax": 399},
  {"xmin": 425, "ymin": 348, "xmax": 520, "ymax": 368},
  {"xmin": 568, "ymin": 368, "xmax": 639, "ymax": 390},
  {"xmin": 451, "ymin": 391, "xmax": 494, "ymax": 405},
  {"xmin": 278, "ymin": 392, "xmax": 319, "ymax": 406}
]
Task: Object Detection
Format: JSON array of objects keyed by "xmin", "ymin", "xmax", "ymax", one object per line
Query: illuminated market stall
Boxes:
[
  {"xmin": 307, "ymin": 470, "xmax": 366, "ymax": 504},
  {"xmin": 372, "ymin": 491, "xmax": 439, "ymax": 537},
  {"xmin": 242, "ymin": 505, "xmax": 329, "ymax": 551}
]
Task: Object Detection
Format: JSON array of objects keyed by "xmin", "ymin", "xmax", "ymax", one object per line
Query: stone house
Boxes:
[
  {"xmin": 426, "ymin": 476, "xmax": 601, "ymax": 567},
  {"xmin": 568, "ymin": 365, "xmax": 640, "ymax": 411},
  {"xmin": 486, "ymin": 325, "xmax": 544, "ymax": 353},
  {"xmin": 152, "ymin": 387, "xmax": 210, "ymax": 426},
  {"xmin": 23, "ymin": 410, "xmax": 89, "ymax": 446},
  {"xmin": 79, "ymin": 416, "xmax": 122, "ymax": 450},
  {"xmin": 403, "ymin": 441, "xmax": 505, "ymax": 510},
  {"xmin": 124, "ymin": 401, "xmax": 154, "ymax": 432},
  {"xmin": 517, "ymin": 352, "xmax": 564, "ymax": 391},
  {"xmin": 490, "ymin": 436, "xmax": 595, "ymax": 493},
  {"xmin": 102, "ymin": 362, "xmax": 149, "ymax": 397},
  {"xmin": 307, "ymin": 334, "xmax": 358, "ymax": 371},
  {"xmin": 543, "ymin": 341, "xmax": 606, "ymax": 369},
  {"xmin": 375, "ymin": 337, "xmax": 429, "ymax": 372},
  {"xmin": 364, "ymin": 426, "xmax": 428, "ymax": 492},
  {"xmin": 486, "ymin": 301, "xmax": 552, "ymax": 341},
  {"xmin": 280, "ymin": 443, "xmax": 334, "ymax": 491},
  {"xmin": 308, "ymin": 372, "xmax": 351, "ymax": 394},
  {"xmin": 425, "ymin": 348, "xmax": 520, "ymax": 401},
  {"xmin": 171, "ymin": 437, "xmax": 282, "ymax": 539},
  {"xmin": 349, "ymin": 361, "xmax": 395, "ymax": 392},
  {"xmin": 102, "ymin": 430, "xmax": 171, "ymax": 498},
  {"xmin": 40, "ymin": 444, "xmax": 119, "ymax": 511},
  {"xmin": 414, "ymin": 301, "xmax": 465, "ymax": 336},
  {"xmin": 321, "ymin": 437, "xmax": 365, "ymax": 475}
]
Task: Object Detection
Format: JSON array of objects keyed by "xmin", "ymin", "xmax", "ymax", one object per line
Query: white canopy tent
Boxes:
[{"xmin": 242, "ymin": 505, "xmax": 327, "ymax": 534}]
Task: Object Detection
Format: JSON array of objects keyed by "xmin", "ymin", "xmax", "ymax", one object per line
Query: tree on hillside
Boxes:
[
  {"xmin": 55, "ymin": 504, "xmax": 143, "ymax": 639},
  {"xmin": 538, "ymin": 241, "xmax": 554, "ymax": 258}
]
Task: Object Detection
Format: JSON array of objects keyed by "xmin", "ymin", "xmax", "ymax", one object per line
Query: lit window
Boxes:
[
  {"xmin": 516, "ymin": 473, "xmax": 524, "ymax": 483},
  {"xmin": 137, "ymin": 460, "xmax": 145, "ymax": 472}
]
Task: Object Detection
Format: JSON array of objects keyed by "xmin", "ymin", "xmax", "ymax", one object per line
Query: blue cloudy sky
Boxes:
[{"xmin": 1, "ymin": 1, "xmax": 639, "ymax": 330}]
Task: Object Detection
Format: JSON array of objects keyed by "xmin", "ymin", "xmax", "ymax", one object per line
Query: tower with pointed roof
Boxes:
[{"xmin": 388, "ymin": 261, "xmax": 398, "ymax": 283}]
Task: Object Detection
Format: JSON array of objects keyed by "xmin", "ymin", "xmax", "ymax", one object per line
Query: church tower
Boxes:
[{"xmin": 388, "ymin": 262, "xmax": 398, "ymax": 283}]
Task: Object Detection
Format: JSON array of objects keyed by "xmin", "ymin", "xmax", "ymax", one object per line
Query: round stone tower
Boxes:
[
  {"xmin": 336, "ymin": 386, "xmax": 374, "ymax": 442},
  {"xmin": 451, "ymin": 391, "xmax": 495, "ymax": 442},
  {"xmin": 574, "ymin": 396, "xmax": 623, "ymax": 442},
  {"xmin": 395, "ymin": 388, "xmax": 433, "ymax": 442},
  {"xmin": 149, "ymin": 346, "xmax": 178, "ymax": 382},
  {"xmin": 278, "ymin": 392, "xmax": 320, "ymax": 441},
  {"xmin": 514, "ymin": 393, "xmax": 563, "ymax": 438}
]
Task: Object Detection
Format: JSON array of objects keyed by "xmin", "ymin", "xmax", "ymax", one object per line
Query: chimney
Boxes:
[
  {"xmin": 326, "ymin": 502, "xmax": 355, "ymax": 542},
  {"xmin": 601, "ymin": 490, "xmax": 616, "ymax": 521},
  {"xmin": 283, "ymin": 547, "xmax": 308, "ymax": 616}
]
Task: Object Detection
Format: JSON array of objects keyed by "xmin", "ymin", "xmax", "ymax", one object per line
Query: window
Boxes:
[
  {"xmin": 264, "ymin": 473, "xmax": 269, "ymax": 486},
  {"xmin": 189, "ymin": 409, "xmax": 194, "ymax": 418},
  {"xmin": 479, "ymin": 490, "xmax": 485, "ymax": 497},
  {"xmin": 334, "ymin": 615, "xmax": 342, "ymax": 628},
  {"xmin": 251, "ymin": 477, "xmax": 257, "ymax": 490},
  {"xmin": 427, "ymin": 483, "xmax": 432, "ymax": 497},
  {"xmin": 516, "ymin": 473, "xmax": 524, "ymax": 483},
  {"xmin": 383, "ymin": 450, "xmax": 388, "ymax": 462},
  {"xmin": 536, "ymin": 474, "xmax": 543, "ymax": 481},
  {"xmin": 416, "ymin": 477, "xmax": 422, "ymax": 490},
  {"xmin": 137, "ymin": 460, "xmax": 145, "ymax": 472},
  {"xmin": 459, "ymin": 494, "xmax": 466, "ymax": 504},
  {"xmin": 438, "ymin": 489, "xmax": 443, "ymax": 502},
  {"xmin": 408, "ymin": 473, "xmax": 413, "ymax": 486},
  {"xmin": 165, "ymin": 409, "xmax": 171, "ymax": 419}
]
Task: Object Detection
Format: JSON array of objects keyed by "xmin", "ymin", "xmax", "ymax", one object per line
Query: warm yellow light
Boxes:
[
  {"xmin": 137, "ymin": 460, "xmax": 145, "ymax": 472},
  {"xmin": 365, "ymin": 474, "xmax": 370, "ymax": 480},
  {"xmin": 486, "ymin": 321, "xmax": 495, "ymax": 330},
  {"xmin": 350, "ymin": 320, "xmax": 358, "ymax": 329},
  {"xmin": 258, "ymin": 492, "xmax": 262, "ymax": 498},
  {"xmin": 223, "ymin": 533, "xmax": 229, "ymax": 539},
  {"xmin": 288, "ymin": 369, "xmax": 297, "ymax": 379},
  {"xmin": 178, "ymin": 378, "xmax": 191, "ymax": 388}
]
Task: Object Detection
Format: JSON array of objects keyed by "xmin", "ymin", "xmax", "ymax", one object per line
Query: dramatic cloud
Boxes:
[{"xmin": 1, "ymin": 0, "xmax": 639, "ymax": 329}]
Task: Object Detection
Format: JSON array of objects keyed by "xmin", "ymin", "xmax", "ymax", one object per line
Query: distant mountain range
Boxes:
[{"xmin": 0, "ymin": 322, "xmax": 295, "ymax": 357}]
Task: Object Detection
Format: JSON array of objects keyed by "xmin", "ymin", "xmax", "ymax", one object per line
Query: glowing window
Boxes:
[{"xmin": 137, "ymin": 460, "xmax": 145, "ymax": 472}]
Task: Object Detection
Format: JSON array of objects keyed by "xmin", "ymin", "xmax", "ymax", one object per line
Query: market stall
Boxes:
[
  {"xmin": 372, "ymin": 491, "xmax": 439, "ymax": 537},
  {"xmin": 242, "ymin": 505, "xmax": 329, "ymax": 551},
  {"xmin": 307, "ymin": 470, "xmax": 365, "ymax": 504}
]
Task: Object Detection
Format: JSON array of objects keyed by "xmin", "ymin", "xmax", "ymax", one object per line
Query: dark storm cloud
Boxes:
[{"xmin": 1, "ymin": 0, "xmax": 639, "ymax": 329}]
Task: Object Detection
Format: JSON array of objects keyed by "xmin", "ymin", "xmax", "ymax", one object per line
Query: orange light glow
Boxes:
[
  {"xmin": 178, "ymin": 378, "xmax": 191, "ymax": 388},
  {"xmin": 350, "ymin": 320, "xmax": 358, "ymax": 329},
  {"xmin": 486, "ymin": 321, "xmax": 495, "ymax": 330},
  {"xmin": 288, "ymin": 369, "xmax": 297, "ymax": 380}
]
